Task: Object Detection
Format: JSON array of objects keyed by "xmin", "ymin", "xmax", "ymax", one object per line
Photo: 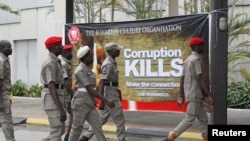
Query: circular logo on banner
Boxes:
[{"xmin": 67, "ymin": 26, "xmax": 80, "ymax": 45}]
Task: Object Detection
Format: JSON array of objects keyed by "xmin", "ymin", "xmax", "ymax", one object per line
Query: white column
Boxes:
[
  {"xmin": 53, "ymin": 0, "xmax": 66, "ymax": 35},
  {"xmin": 169, "ymin": 0, "xmax": 179, "ymax": 16}
]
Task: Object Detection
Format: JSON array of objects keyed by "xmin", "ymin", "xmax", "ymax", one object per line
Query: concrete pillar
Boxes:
[
  {"xmin": 169, "ymin": 0, "xmax": 178, "ymax": 16},
  {"xmin": 53, "ymin": 0, "xmax": 67, "ymax": 35}
]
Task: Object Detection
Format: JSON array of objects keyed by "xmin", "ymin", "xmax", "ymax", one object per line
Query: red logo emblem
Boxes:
[{"xmin": 67, "ymin": 26, "xmax": 81, "ymax": 45}]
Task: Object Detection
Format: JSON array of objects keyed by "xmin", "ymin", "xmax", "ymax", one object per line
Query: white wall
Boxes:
[{"xmin": 0, "ymin": 0, "xmax": 66, "ymax": 85}]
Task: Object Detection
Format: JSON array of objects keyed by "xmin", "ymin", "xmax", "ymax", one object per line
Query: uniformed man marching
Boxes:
[
  {"xmin": 0, "ymin": 40, "xmax": 16, "ymax": 141},
  {"xmin": 58, "ymin": 45, "xmax": 74, "ymax": 141},
  {"xmin": 40, "ymin": 36, "xmax": 66, "ymax": 141},
  {"xmin": 162, "ymin": 37, "xmax": 215, "ymax": 141},
  {"xmin": 68, "ymin": 46, "xmax": 115, "ymax": 141},
  {"xmin": 80, "ymin": 42, "xmax": 127, "ymax": 141}
]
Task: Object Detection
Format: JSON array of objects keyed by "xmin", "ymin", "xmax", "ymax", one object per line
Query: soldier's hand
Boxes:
[
  {"xmin": 99, "ymin": 101, "xmax": 105, "ymax": 110},
  {"xmin": 60, "ymin": 110, "xmax": 67, "ymax": 122},
  {"xmin": 117, "ymin": 89, "xmax": 122, "ymax": 101},
  {"xmin": 0, "ymin": 107, "xmax": 5, "ymax": 113},
  {"xmin": 208, "ymin": 95, "xmax": 215, "ymax": 105},
  {"xmin": 105, "ymin": 100, "xmax": 115, "ymax": 108},
  {"xmin": 0, "ymin": 104, "xmax": 5, "ymax": 113},
  {"xmin": 177, "ymin": 97, "xmax": 184, "ymax": 107}
]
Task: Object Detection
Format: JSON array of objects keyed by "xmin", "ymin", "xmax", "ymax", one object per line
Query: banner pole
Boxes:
[{"xmin": 210, "ymin": 0, "xmax": 228, "ymax": 125}]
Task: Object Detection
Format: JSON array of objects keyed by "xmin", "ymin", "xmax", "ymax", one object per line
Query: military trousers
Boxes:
[
  {"xmin": 64, "ymin": 94, "xmax": 73, "ymax": 128},
  {"xmin": 172, "ymin": 100, "xmax": 208, "ymax": 137},
  {"xmin": 44, "ymin": 110, "xmax": 65, "ymax": 141},
  {"xmin": 41, "ymin": 89, "xmax": 66, "ymax": 141},
  {"xmin": 68, "ymin": 103, "xmax": 106, "ymax": 141},
  {"xmin": 84, "ymin": 100, "xmax": 127, "ymax": 141},
  {"xmin": 0, "ymin": 99, "xmax": 15, "ymax": 141}
]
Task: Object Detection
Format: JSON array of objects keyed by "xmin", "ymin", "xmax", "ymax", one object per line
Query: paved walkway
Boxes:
[{"xmin": 10, "ymin": 97, "xmax": 250, "ymax": 141}]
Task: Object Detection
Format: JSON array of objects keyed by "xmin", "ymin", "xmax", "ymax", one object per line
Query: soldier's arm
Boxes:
[
  {"xmin": 48, "ymin": 81, "xmax": 66, "ymax": 121},
  {"xmin": 98, "ymin": 79, "xmax": 105, "ymax": 110},
  {"xmin": 63, "ymin": 78, "xmax": 73, "ymax": 96},
  {"xmin": 194, "ymin": 59, "xmax": 215, "ymax": 105},
  {"xmin": 198, "ymin": 74, "xmax": 215, "ymax": 105},
  {"xmin": 85, "ymin": 83, "xmax": 115, "ymax": 108},
  {"xmin": 179, "ymin": 76, "xmax": 184, "ymax": 98},
  {"xmin": 0, "ymin": 79, "xmax": 4, "ymax": 111},
  {"xmin": 0, "ymin": 61, "xmax": 4, "ymax": 111},
  {"xmin": 177, "ymin": 76, "xmax": 185, "ymax": 107},
  {"xmin": 61, "ymin": 65, "xmax": 73, "ymax": 96}
]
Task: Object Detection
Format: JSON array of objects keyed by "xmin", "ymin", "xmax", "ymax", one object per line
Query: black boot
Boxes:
[
  {"xmin": 64, "ymin": 134, "xmax": 69, "ymax": 141},
  {"xmin": 162, "ymin": 137, "xmax": 170, "ymax": 141},
  {"xmin": 78, "ymin": 136, "xmax": 89, "ymax": 141}
]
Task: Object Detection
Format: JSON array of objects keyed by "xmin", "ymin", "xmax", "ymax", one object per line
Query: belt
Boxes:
[
  {"xmin": 104, "ymin": 81, "xmax": 119, "ymax": 86},
  {"xmin": 75, "ymin": 87, "xmax": 95, "ymax": 92},
  {"xmin": 77, "ymin": 88, "xmax": 87, "ymax": 92},
  {"xmin": 44, "ymin": 84, "xmax": 64, "ymax": 89}
]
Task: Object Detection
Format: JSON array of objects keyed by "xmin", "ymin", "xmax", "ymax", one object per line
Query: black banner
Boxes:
[{"xmin": 64, "ymin": 13, "xmax": 209, "ymax": 112}]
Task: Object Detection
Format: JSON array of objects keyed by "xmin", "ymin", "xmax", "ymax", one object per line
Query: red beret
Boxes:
[
  {"xmin": 189, "ymin": 37, "xmax": 204, "ymax": 46},
  {"xmin": 45, "ymin": 36, "xmax": 62, "ymax": 48},
  {"xmin": 63, "ymin": 45, "xmax": 73, "ymax": 51}
]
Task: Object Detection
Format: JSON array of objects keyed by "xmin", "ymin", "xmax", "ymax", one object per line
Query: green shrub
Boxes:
[
  {"xmin": 11, "ymin": 80, "xmax": 29, "ymax": 96},
  {"xmin": 11, "ymin": 80, "xmax": 43, "ymax": 97},
  {"xmin": 11, "ymin": 80, "xmax": 250, "ymax": 108},
  {"xmin": 25, "ymin": 84, "xmax": 43, "ymax": 97},
  {"xmin": 227, "ymin": 81, "xmax": 250, "ymax": 109}
]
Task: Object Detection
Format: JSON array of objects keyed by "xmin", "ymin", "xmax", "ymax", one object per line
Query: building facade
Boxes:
[
  {"xmin": 0, "ymin": 0, "xmax": 66, "ymax": 86},
  {"xmin": 1, "ymin": 0, "xmax": 249, "ymax": 86}
]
